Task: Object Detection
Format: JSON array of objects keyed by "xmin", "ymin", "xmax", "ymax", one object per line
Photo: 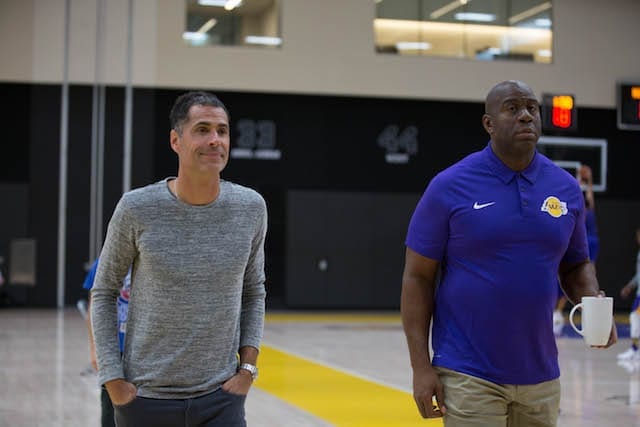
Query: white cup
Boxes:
[{"xmin": 569, "ymin": 296, "xmax": 613, "ymax": 346}]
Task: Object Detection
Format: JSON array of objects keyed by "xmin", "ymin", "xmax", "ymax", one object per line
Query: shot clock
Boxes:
[
  {"xmin": 541, "ymin": 93, "xmax": 577, "ymax": 133},
  {"xmin": 617, "ymin": 82, "xmax": 640, "ymax": 130}
]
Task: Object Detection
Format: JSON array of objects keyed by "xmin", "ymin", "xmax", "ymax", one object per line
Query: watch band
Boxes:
[{"xmin": 238, "ymin": 363, "xmax": 258, "ymax": 380}]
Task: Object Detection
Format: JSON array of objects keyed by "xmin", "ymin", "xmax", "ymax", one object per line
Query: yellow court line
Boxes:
[{"xmin": 255, "ymin": 344, "xmax": 442, "ymax": 427}]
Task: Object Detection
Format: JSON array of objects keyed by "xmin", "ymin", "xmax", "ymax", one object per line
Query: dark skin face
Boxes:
[{"xmin": 482, "ymin": 80, "xmax": 542, "ymax": 171}]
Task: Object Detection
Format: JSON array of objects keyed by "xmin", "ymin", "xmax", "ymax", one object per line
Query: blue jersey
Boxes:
[
  {"xmin": 406, "ymin": 143, "xmax": 589, "ymax": 385},
  {"xmin": 83, "ymin": 259, "xmax": 130, "ymax": 353}
]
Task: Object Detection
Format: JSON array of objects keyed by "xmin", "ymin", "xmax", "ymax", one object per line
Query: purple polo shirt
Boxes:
[{"xmin": 406, "ymin": 142, "xmax": 589, "ymax": 385}]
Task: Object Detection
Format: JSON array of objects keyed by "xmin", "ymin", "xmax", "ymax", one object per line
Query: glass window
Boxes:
[
  {"xmin": 184, "ymin": 0, "xmax": 281, "ymax": 48},
  {"xmin": 374, "ymin": 0, "xmax": 552, "ymax": 63}
]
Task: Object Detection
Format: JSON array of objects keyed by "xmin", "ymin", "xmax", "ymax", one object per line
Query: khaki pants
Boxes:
[{"xmin": 435, "ymin": 367, "xmax": 560, "ymax": 427}]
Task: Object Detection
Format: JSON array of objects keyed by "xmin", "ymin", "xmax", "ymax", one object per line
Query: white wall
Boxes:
[{"xmin": 1, "ymin": 0, "xmax": 638, "ymax": 107}]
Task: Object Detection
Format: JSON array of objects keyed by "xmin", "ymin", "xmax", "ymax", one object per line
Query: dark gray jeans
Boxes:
[{"xmin": 114, "ymin": 388, "xmax": 246, "ymax": 427}]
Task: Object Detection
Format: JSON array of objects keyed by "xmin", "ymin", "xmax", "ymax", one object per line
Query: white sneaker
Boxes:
[
  {"xmin": 617, "ymin": 348, "xmax": 639, "ymax": 360},
  {"xmin": 617, "ymin": 359, "xmax": 639, "ymax": 373},
  {"xmin": 553, "ymin": 310, "xmax": 564, "ymax": 337}
]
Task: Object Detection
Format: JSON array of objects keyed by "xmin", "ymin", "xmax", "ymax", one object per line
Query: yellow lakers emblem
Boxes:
[{"xmin": 540, "ymin": 196, "xmax": 568, "ymax": 218}]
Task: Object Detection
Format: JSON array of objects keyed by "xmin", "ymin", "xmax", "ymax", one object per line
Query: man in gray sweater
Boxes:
[{"xmin": 91, "ymin": 91, "xmax": 267, "ymax": 426}]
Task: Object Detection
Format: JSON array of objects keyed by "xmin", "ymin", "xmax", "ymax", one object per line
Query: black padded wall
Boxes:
[
  {"xmin": 28, "ymin": 84, "xmax": 61, "ymax": 306},
  {"xmin": 2, "ymin": 82, "xmax": 640, "ymax": 308}
]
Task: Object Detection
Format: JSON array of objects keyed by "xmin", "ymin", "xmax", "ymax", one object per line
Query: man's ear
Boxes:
[
  {"xmin": 170, "ymin": 129, "xmax": 180, "ymax": 154},
  {"xmin": 482, "ymin": 114, "xmax": 493, "ymax": 135}
]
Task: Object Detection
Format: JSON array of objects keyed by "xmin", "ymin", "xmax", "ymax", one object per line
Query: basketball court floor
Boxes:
[{"xmin": 0, "ymin": 308, "xmax": 638, "ymax": 427}]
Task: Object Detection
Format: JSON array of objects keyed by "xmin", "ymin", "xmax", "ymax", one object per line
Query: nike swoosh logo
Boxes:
[{"xmin": 473, "ymin": 201, "xmax": 496, "ymax": 210}]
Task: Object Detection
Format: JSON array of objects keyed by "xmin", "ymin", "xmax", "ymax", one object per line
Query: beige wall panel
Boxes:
[
  {"xmin": 68, "ymin": 0, "xmax": 158, "ymax": 85},
  {"xmin": 101, "ymin": 0, "xmax": 127, "ymax": 84},
  {"xmin": 66, "ymin": 0, "xmax": 97, "ymax": 83},
  {"xmin": 0, "ymin": 1, "xmax": 34, "ymax": 82},
  {"xmin": 152, "ymin": 0, "xmax": 381, "ymax": 94},
  {"xmin": 132, "ymin": 0, "xmax": 157, "ymax": 85},
  {"xmin": 31, "ymin": 0, "xmax": 65, "ymax": 83},
  {"xmin": 65, "ymin": 0, "xmax": 136, "ymax": 85},
  {"xmin": 3, "ymin": 0, "xmax": 639, "ymax": 107},
  {"xmin": 544, "ymin": 0, "xmax": 640, "ymax": 107},
  {"xmin": 152, "ymin": 0, "xmax": 640, "ymax": 107},
  {"xmin": 11, "ymin": 0, "xmax": 155, "ymax": 85}
]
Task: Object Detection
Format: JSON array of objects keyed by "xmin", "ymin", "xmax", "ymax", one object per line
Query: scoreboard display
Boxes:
[
  {"xmin": 542, "ymin": 93, "xmax": 577, "ymax": 133},
  {"xmin": 617, "ymin": 82, "xmax": 640, "ymax": 130}
]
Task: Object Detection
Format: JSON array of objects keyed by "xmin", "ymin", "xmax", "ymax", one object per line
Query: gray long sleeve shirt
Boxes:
[{"xmin": 91, "ymin": 178, "xmax": 267, "ymax": 399}]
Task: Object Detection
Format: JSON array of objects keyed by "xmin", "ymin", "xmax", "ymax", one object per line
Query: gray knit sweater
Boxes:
[{"xmin": 91, "ymin": 178, "xmax": 267, "ymax": 399}]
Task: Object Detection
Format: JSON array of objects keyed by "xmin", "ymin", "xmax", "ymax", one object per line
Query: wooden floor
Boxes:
[{"xmin": 0, "ymin": 308, "xmax": 639, "ymax": 427}]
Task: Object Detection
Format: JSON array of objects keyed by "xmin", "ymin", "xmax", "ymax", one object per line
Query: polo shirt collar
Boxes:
[{"xmin": 483, "ymin": 141, "xmax": 541, "ymax": 185}]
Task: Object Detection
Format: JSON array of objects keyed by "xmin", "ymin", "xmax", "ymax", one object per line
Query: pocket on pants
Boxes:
[
  {"xmin": 113, "ymin": 396, "xmax": 138, "ymax": 410},
  {"xmin": 219, "ymin": 388, "xmax": 247, "ymax": 400}
]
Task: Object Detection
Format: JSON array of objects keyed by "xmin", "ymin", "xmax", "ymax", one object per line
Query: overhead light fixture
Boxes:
[
  {"xmin": 395, "ymin": 41, "xmax": 431, "ymax": 51},
  {"xmin": 475, "ymin": 47, "xmax": 502, "ymax": 60},
  {"xmin": 430, "ymin": 0, "xmax": 470, "ymax": 20},
  {"xmin": 197, "ymin": 0, "xmax": 243, "ymax": 8},
  {"xmin": 509, "ymin": 1, "xmax": 551, "ymax": 25},
  {"xmin": 534, "ymin": 18, "xmax": 552, "ymax": 28},
  {"xmin": 183, "ymin": 18, "xmax": 217, "ymax": 45},
  {"xmin": 224, "ymin": 0, "xmax": 242, "ymax": 10},
  {"xmin": 244, "ymin": 36, "xmax": 282, "ymax": 46},
  {"xmin": 198, "ymin": 0, "xmax": 228, "ymax": 6},
  {"xmin": 454, "ymin": 12, "xmax": 495, "ymax": 22},
  {"xmin": 197, "ymin": 18, "xmax": 217, "ymax": 34},
  {"xmin": 183, "ymin": 32, "xmax": 208, "ymax": 42}
]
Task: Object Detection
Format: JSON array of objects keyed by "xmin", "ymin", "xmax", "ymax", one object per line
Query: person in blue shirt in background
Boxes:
[
  {"xmin": 401, "ymin": 80, "xmax": 617, "ymax": 426},
  {"xmin": 83, "ymin": 258, "xmax": 131, "ymax": 427}
]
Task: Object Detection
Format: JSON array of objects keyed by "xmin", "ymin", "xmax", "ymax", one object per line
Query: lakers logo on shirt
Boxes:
[{"xmin": 540, "ymin": 196, "xmax": 568, "ymax": 218}]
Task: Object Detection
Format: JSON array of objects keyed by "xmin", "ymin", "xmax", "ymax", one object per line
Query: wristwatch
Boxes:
[{"xmin": 238, "ymin": 363, "xmax": 258, "ymax": 381}]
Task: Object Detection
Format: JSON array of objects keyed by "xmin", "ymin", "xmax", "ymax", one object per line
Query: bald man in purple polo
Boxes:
[{"xmin": 401, "ymin": 80, "xmax": 617, "ymax": 427}]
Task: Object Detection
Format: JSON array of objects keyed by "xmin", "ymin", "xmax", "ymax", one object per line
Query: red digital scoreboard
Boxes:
[
  {"xmin": 617, "ymin": 82, "xmax": 640, "ymax": 130},
  {"xmin": 542, "ymin": 94, "xmax": 577, "ymax": 133}
]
